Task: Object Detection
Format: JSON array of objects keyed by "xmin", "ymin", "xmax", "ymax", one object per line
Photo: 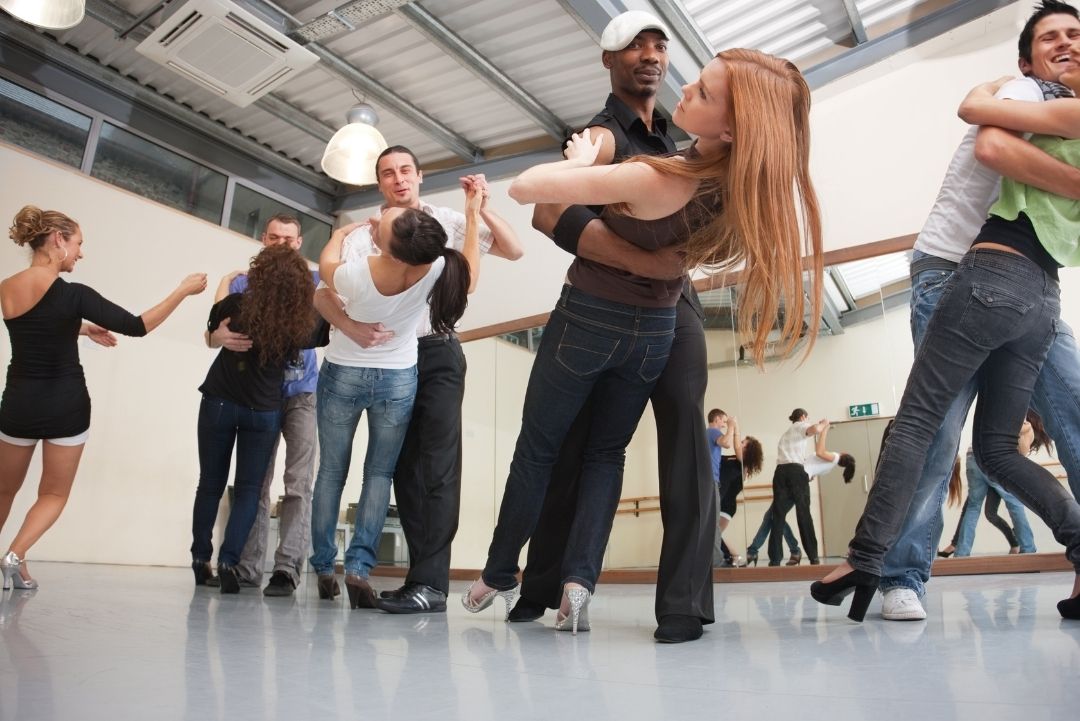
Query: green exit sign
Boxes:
[{"xmin": 849, "ymin": 403, "xmax": 880, "ymax": 418}]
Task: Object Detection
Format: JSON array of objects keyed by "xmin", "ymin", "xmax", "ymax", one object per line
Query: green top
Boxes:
[{"xmin": 990, "ymin": 134, "xmax": 1080, "ymax": 267}]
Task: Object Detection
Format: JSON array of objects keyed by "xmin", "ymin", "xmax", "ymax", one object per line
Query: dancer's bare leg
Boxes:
[{"xmin": 7, "ymin": 442, "xmax": 84, "ymax": 582}]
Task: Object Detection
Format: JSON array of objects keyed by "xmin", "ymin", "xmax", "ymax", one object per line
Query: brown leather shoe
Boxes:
[
  {"xmin": 345, "ymin": 574, "xmax": 377, "ymax": 609},
  {"xmin": 317, "ymin": 574, "xmax": 340, "ymax": 600}
]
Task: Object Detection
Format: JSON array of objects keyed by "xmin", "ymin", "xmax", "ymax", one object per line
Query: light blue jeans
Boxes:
[
  {"xmin": 879, "ymin": 250, "xmax": 1080, "ymax": 596},
  {"xmin": 309, "ymin": 361, "xmax": 417, "ymax": 578},
  {"xmin": 956, "ymin": 450, "xmax": 1036, "ymax": 555}
]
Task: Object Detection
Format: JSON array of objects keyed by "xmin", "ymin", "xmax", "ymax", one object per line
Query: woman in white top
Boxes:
[
  {"xmin": 310, "ymin": 195, "xmax": 478, "ymax": 609},
  {"xmin": 802, "ymin": 420, "xmax": 856, "ymax": 482}
]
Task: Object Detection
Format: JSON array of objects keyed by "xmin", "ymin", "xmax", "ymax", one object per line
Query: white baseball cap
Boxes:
[{"xmin": 599, "ymin": 10, "xmax": 671, "ymax": 52}]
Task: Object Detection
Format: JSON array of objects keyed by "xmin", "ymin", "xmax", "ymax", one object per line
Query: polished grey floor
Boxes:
[{"xmin": 1, "ymin": 563, "xmax": 1078, "ymax": 720}]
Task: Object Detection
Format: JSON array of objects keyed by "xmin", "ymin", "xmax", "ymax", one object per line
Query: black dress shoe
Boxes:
[
  {"xmin": 507, "ymin": 597, "xmax": 546, "ymax": 622},
  {"xmin": 375, "ymin": 583, "xmax": 447, "ymax": 614},
  {"xmin": 218, "ymin": 564, "xmax": 240, "ymax": 594},
  {"xmin": 379, "ymin": 584, "xmax": 407, "ymax": 600},
  {"xmin": 654, "ymin": 615, "xmax": 703, "ymax": 643},
  {"xmin": 1058, "ymin": 595, "xmax": 1080, "ymax": 619},
  {"xmin": 263, "ymin": 571, "xmax": 296, "ymax": 597}
]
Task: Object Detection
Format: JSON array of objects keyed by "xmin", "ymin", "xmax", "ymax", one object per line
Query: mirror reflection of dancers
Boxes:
[
  {"xmin": 463, "ymin": 49, "xmax": 824, "ymax": 635},
  {"xmin": 713, "ymin": 414, "xmax": 763, "ymax": 567},
  {"xmin": 0, "ymin": 205, "xmax": 206, "ymax": 590}
]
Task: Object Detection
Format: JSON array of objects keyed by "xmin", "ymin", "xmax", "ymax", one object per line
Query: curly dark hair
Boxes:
[
  {"xmin": 741, "ymin": 436, "xmax": 764, "ymax": 478},
  {"xmin": 239, "ymin": 244, "xmax": 317, "ymax": 366}
]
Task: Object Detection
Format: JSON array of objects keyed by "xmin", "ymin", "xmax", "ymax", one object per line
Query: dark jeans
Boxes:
[
  {"xmin": 769, "ymin": 463, "xmax": 817, "ymax": 565},
  {"xmin": 191, "ymin": 395, "xmax": 281, "ymax": 566},
  {"xmin": 482, "ymin": 285, "xmax": 676, "ymax": 592},
  {"xmin": 518, "ymin": 296, "xmax": 715, "ymax": 621},
  {"xmin": 850, "ymin": 249, "xmax": 1080, "ymax": 575},
  {"xmin": 394, "ymin": 334, "xmax": 466, "ymax": 595}
]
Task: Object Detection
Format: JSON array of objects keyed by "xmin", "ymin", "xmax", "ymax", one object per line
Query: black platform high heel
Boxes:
[
  {"xmin": 1058, "ymin": 595, "xmax": 1080, "ymax": 620},
  {"xmin": 745, "ymin": 550, "xmax": 759, "ymax": 567},
  {"xmin": 810, "ymin": 569, "xmax": 880, "ymax": 622}
]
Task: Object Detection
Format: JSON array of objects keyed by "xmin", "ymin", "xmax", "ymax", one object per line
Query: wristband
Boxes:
[{"xmin": 552, "ymin": 205, "xmax": 599, "ymax": 257}]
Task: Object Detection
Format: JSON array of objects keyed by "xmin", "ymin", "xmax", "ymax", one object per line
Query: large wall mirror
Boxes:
[{"xmin": 451, "ymin": 238, "xmax": 1073, "ymax": 579}]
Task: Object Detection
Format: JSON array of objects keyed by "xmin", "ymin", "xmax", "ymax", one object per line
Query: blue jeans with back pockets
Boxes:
[
  {"xmin": 481, "ymin": 285, "xmax": 676, "ymax": 593},
  {"xmin": 309, "ymin": 361, "xmax": 417, "ymax": 578}
]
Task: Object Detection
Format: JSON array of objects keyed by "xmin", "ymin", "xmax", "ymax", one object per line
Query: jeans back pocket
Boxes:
[
  {"xmin": 960, "ymin": 282, "xmax": 1033, "ymax": 348},
  {"xmin": 555, "ymin": 322, "xmax": 620, "ymax": 378},
  {"xmin": 637, "ymin": 341, "xmax": 672, "ymax": 383}
]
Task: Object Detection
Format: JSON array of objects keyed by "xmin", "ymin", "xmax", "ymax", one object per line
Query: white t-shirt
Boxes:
[
  {"xmin": 777, "ymin": 421, "xmax": 814, "ymax": 464},
  {"xmin": 803, "ymin": 451, "xmax": 840, "ymax": 479},
  {"xmin": 337, "ymin": 201, "xmax": 493, "ymax": 338},
  {"xmin": 914, "ymin": 77, "xmax": 1044, "ymax": 263},
  {"xmin": 325, "ymin": 255, "xmax": 446, "ymax": 369}
]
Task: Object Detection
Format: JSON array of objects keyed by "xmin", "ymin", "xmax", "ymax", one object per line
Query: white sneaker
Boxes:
[{"xmin": 881, "ymin": 588, "xmax": 927, "ymax": 621}]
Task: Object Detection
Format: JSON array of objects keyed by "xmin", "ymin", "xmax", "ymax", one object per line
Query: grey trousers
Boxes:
[{"xmin": 236, "ymin": 392, "xmax": 317, "ymax": 585}]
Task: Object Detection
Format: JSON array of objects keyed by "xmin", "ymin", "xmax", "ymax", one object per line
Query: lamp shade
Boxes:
[
  {"xmin": 321, "ymin": 104, "xmax": 388, "ymax": 186},
  {"xmin": 0, "ymin": 0, "xmax": 85, "ymax": 29}
]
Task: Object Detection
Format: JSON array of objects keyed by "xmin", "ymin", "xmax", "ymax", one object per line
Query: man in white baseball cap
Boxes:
[
  {"xmin": 599, "ymin": 9, "xmax": 672, "ymax": 51},
  {"xmin": 508, "ymin": 10, "xmax": 717, "ymax": 644}
]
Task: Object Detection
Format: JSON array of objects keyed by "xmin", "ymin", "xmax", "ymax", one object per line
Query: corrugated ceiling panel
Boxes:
[
  {"xmin": 418, "ymin": 0, "xmax": 612, "ymax": 127},
  {"xmin": 684, "ymin": 0, "xmax": 852, "ymax": 64}
]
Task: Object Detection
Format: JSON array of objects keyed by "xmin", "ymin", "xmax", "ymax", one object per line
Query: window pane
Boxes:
[
  {"xmin": 0, "ymin": 77, "xmax": 90, "ymax": 168},
  {"xmin": 229, "ymin": 184, "xmax": 331, "ymax": 263},
  {"xmin": 91, "ymin": 123, "xmax": 226, "ymax": 223}
]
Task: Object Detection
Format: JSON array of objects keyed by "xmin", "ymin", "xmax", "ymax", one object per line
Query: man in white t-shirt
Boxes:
[
  {"xmin": 879, "ymin": 1, "xmax": 1080, "ymax": 622},
  {"xmin": 768, "ymin": 409, "xmax": 826, "ymax": 566},
  {"xmin": 314, "ymin": 145, "xmax": 523, "ymax": 614}
]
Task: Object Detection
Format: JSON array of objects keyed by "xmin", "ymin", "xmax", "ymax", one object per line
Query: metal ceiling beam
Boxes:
[
  {"xmin": 648, "ymin": 0, "xmax": 715, "ymax": 67},
  {"xmin": 840, "ymin": 0, "xmax": 869, "ymax": 45},
  {"xmin": 84, "ymin": 0, "xmax": 337, "ymax": 143},
  {"xmin": 396, "ymin": 3, "xmax": 569, "ymax": 141},
  {"xmin": 0, "ymin": 14, "xmax": 337, "ymax": 194},
  {"xmin": 805, "ymin": 0, "xmax": 1016, "ymax": 88},
  {"xmin": 241, "ymin": 0, "xmax": 483, "ymax": 162},
  {"xmin": 305, "ymin": 45, "xmax": 482, "ymax": 161}
]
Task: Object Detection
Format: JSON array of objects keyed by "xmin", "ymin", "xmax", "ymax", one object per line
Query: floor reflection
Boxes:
[{"xmin": 1, "ymin": 563, "xmax": 1078, "ymax": 720}]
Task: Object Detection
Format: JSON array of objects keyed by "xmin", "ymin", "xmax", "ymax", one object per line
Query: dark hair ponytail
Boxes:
[
  {"xmin": 428, "ymin": 247, "xmax": 470, "ymax": 335},
  {"xmin": 387, "ymin": 208, "xmax": 469, "ymax": 334}
]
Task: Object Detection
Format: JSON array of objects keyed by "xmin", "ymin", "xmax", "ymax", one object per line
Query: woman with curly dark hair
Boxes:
[{"xmin": 191, "ymin": 244, "xmax": 328, "ymax": 592}]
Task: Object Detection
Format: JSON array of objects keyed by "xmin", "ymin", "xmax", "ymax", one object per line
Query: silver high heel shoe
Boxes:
[
  {"xmin": 554, "ymin": 583, "xmax": 591, "ymax": 635},
  {"xmin": 1, "ymin": 551, "xmax": 38, "ymax": 591},
  {"xmin": 461, "ymin": 579, "xmax": 518, "ymax": 620}
]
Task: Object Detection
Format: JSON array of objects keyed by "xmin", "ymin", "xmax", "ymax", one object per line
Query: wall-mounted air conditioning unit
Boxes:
[{"xmin": 135, "ymin": 0, "xmax": 318, "ymax": 108}]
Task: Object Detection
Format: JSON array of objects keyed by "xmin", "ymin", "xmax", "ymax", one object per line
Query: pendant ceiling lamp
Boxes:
[
  {"xmin": 0, "ymin": 0, "xmax": 85, "ymax": 30},
  {"xmin": 321, "ymin": 104, "xmax": 388, "ymax": 187}
]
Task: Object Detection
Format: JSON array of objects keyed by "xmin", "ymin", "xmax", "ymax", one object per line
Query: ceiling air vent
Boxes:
[{"xmin": 135, "ymin": 0, "xmax": 318, "ymax": 108}]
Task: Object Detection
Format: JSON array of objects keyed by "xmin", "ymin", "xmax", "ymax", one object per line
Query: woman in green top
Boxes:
[{"xmin": 811, "ymin": 69, "xmax": 1080, "ymax": 622}]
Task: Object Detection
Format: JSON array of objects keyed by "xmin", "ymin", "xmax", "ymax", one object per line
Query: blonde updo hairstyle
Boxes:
[{"xmin": 9, "ymin": 205, "xmax": 79, "ymax": 251}]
